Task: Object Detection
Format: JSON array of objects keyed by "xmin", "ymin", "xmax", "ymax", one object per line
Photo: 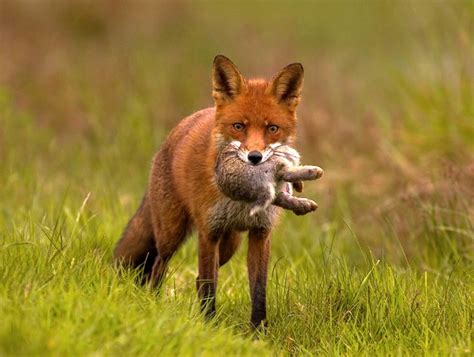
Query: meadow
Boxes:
[{"xmin": 0, "ymin": 1, "xmax": 472, "ymax": 355}]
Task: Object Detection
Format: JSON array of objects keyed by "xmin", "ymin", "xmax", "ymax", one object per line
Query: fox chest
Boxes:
[{"xmin": 207, "ymin": 198, "xmax": 280, "ymax": 234}]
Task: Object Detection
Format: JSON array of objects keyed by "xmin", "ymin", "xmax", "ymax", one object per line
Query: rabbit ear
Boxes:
[
  {"xmin": 212, "ymin": 55, "xmax": 245, "ymax": 105},
  {"xmin": 267, "ymin": 63, "xmax": 304, "ymax": 112}
]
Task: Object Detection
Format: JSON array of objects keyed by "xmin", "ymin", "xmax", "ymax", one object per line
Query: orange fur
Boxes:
[{"xmin": 114, "ymin": 55, "xmax": 304, "ymax": 327}]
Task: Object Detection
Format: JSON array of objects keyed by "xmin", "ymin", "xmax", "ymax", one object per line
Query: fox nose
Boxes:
[{"xmin": 248, "ymin": 151, "xmax": 263, "ymax": 165}]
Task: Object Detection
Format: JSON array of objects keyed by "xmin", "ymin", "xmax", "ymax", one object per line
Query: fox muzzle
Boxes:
[{"xmin": 247, "ymin": 151, "xmax": 263, "ymax": 165}]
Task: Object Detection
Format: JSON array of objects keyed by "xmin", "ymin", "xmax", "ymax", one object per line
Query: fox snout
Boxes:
[
  {"xmin": 229, "ymin": 141, "xmax": 280, "ymax": 165},
  {"xmin": 247, "ymin": 151, "xmax": 263, "ymax": 165}
]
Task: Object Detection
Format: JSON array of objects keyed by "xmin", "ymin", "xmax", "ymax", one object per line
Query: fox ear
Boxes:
[
  {"xmin": 268, "ymin": 63, "xmax": 304, "ymax": 111},
  {"xmin": 212, "ymin": 55, "xmax": 245, "ymax": 105}
]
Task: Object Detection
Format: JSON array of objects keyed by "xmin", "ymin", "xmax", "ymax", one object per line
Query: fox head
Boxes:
[{"xmin": 212, "ymin": 55, "xmax": 304, "ymax": 165}]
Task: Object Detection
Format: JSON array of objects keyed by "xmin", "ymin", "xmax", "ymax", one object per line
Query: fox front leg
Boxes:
[
  {"xmin": 248, "ymin": 228, "xmax": 271, "ymax": 329},
  {"xmin": 196, "ymin": 234, "xmax": 219, "ymax": 319}
]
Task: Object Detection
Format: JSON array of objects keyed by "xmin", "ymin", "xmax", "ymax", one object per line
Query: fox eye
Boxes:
[
  {"xmin": 268, "ymin": 125, "xmax": 279, "ymax": 134},
  {"xmin": 233, "ymin": 123, "xmax": 245, "ymax": 131}
]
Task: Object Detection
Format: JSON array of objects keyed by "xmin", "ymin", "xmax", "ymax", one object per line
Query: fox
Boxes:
[{"xmin": 114, "ymin": 55, "xmax": 306, "ymax": 329}]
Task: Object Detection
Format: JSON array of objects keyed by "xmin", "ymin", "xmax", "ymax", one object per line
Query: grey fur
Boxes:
[
  {"xmin": 215, "ymin": 142, "xmax": 323, "ymax": 218},
  {"xmin": 207, "ymin": 198, "xmax": 280, "ymax": 235}
]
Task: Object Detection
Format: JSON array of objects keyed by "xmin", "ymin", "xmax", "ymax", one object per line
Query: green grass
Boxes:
[
  {"xmin": 1, "ymin": 1, "xmax": 473, "ymax": 355},
  {"xmin": 1, "ymin": 87, "xmax": 472, "ymax": 355}
]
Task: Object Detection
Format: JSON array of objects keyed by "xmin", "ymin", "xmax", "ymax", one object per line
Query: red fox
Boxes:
[{"xmin": 114, "ymin": 55, "xmax": 305, "ymax": 328}]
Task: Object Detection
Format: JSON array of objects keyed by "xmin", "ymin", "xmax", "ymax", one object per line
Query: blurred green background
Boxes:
[
  {"xmin": 2, "ymin": 0, "xmax": 472, "ymax": 260},
  {"xmin": 0, "ymin": 0, "xmax": 473, "ymax": 355}
]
